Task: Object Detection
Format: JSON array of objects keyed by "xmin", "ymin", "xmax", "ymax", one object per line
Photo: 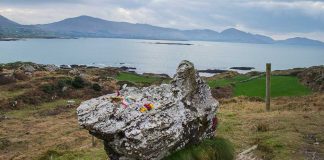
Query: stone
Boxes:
[
  {"xmin": 69, "ymin": 68, "xmax": 81, "ymax": 75},
  {"xmin": 20, "ymin": 64, "xmax": 36, "ymax": 73},
  {"xmin": 77, "ymin": 60, "xmax": 219, "ymax": 160},
  {"xmin": 43, "ymin": 64, "xmax": 59, "ymax": 72},
  {"xmin": 60, "ymin": 65, "xmax": 71, "ymax": 69}
]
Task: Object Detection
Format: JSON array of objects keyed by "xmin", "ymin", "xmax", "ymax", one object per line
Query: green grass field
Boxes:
[
  {"xmin": 208, "ymin": 75, "xmax": 311, "ymax": 98},
  {"xmin": 116, "ymin": 72, "xmax": 162, "ymax": 84},
  {"xmin": 207, "ymin": 75, "xmax": 250, "ymax": 88},
  {"xmin": 234, "ymin": 76, "xmax": 311, "ymax": 98}
]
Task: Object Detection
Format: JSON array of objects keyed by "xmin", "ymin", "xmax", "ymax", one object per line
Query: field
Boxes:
[
  {"xmin": 116, "ymin": 72, "xmax": 162, "ymax": 84},
  {"xmin": 208, "ymin": 75, "xmax": 311, "ymax": 98},
  {"xmin": 1, "ymin": 93, "xmax": 322, "ymax": 160},
  {"xmin": 217, "ymin": 94, "xmax": 324, "ymax": 160},
  {"xmin": 0, "ymin": 63, "xmax": 323, "ymax": 160}
]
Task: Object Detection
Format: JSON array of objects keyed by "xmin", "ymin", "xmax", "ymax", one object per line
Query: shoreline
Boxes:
[{"xmin": 1, "ymin": 61, "xmax": 322, "ymax": 78}]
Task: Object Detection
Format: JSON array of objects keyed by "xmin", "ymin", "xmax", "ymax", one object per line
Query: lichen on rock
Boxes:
[{"xmin": 77, "ymin": 60, "xmax": 219, "ymax": 160}]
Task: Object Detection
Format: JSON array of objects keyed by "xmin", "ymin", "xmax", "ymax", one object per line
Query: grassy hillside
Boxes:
[
  {"xmin": 217, "ymin": 94, "xmax": 324, "ymax": 160},
  {"xmin": 0, "ymin": 62, "xmax": 322, "ymax": 160},
  {"xmin": 1, "ymin": 93, "xmax": 322, "ymax": 160}
]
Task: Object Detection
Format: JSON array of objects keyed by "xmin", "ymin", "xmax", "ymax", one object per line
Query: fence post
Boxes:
[
  {"xmin": 92, "ymin": 135, "xmax": 96, "ymax": 147},
  {"xmin": 266, "ymin": 63, "xmax": 271, "ymax": 111}
]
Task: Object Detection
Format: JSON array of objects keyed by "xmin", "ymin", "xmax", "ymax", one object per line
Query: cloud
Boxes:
[{"xmin": 0, "ymin": 0, "xmax": 323, "ymax": 41}]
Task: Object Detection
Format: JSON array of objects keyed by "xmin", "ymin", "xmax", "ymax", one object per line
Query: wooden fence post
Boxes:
[
  {"xmin": 92, "ymin": 135, "xmax": 96, "ymax": 147},
  {"xmin": 266, "ymin": 63, "xmax": 271, "ymax": 111}
]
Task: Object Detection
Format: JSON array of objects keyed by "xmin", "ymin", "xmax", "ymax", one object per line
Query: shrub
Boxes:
[
  {"xmin": 256, "ymin": 122, "xmax": 270, "ymax": 132},
  {"xmin": 0, "ymin": 138, "xmax": 11, "ymax": 150},
  {"xmin": 0, "ymin": 75, "xmax": 16, "ymax": 85},
  {"xmin": 13, "ymin": 72, "xmax": 29, "ymax": 80},
  {"xmin": 16, "ymin": 90, "xmax": 50, "ymax": 105},
  {"xmin": 72, "ymin": 76, "xmax": 85, "ymax": 89},
  {"xmin": 42, "ymin": 84, "xmax": 55, "ymax": 94},
  {"xmin": 57, "ymin": 77, "xmax": 72, "ymax": 89},
  {"xmin": 92, "ymin": 83, "xmax": 102, "ymax": 91}
]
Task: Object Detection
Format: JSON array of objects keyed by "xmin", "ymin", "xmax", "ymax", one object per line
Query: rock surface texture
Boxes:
[{"xmin": 77, "ymin": 60, "xmax": 219, "ymax": 160}]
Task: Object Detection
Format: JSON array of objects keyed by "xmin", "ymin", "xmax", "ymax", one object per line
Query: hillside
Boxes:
[
  {"xmin": 276, "ymin": 37, "xmax": 324, "ymax": 46},
  {"xmin": 0, "ymin": 62, "xmax": 323, "ymax": 159},
  {"xmin": 0, "ymin": 15, "xmax": 55, "ymax": 38}
]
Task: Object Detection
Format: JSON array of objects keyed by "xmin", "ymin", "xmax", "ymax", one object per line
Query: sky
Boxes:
[{"xmin": 0, "ymin": 0, "xmax": 324, "ymax": 41}]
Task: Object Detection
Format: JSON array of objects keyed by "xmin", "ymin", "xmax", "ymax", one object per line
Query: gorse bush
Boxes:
[
  {"xmin": 57, "ymin": 77, "xmax": 72, "ymax": 89},
  {"xmin": 164, "ymin": 137, "xmax": 234, "ymax": 160},
  {"xmin": 92, "ymin": 83, "xmax": 102, "ymax": 91},
  {"xmin": 72, "ymin": 76, "xmax": 85, "ymax": 89},
  {"xmin": 42, "ymin": 84, "xmax": 55, "ymax": 94}
]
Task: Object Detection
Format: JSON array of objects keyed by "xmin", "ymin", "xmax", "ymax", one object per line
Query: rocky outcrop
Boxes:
[
  {"xmin": 77, "ymin": 60, "xmax": 219, "ymax": 160},
  {"xmin": 297, "ymin": 66, "xmax": 324, "ymax": 92},
  {"xmin": 42, "ymin": 64, "xmax": 59, "ymax": 72}
]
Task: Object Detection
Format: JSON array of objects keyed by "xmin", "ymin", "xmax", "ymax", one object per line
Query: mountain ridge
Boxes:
[{"xmin": 0, "ymin": 15, "xmax": 323, "ymax": 46}]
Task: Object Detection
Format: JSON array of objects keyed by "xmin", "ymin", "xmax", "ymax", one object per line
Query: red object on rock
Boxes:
[{"xmin": 144, "ymin": 103, "xmax": 154, "ymax": 111}]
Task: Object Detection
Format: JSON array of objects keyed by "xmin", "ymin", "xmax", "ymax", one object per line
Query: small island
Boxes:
[{"xmin": 230, "ymin": 67, "xmax": 255, "ymax": 70}]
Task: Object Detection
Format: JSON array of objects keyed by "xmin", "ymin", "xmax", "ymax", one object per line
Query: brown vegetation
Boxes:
[{"xmin": 217, "ymin": 94, "xmax": 324, "ymax": 160}]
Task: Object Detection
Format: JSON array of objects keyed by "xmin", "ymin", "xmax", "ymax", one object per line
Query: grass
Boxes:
[
  {"xmin": 217, "ymin": 94, "xmax": 324, "ymax": 160},
  {"xmin": 164, "ymin": 137, "xmax": 234, "ymax": 160},
  {"xmin": 234, "ymin": 76, "xmax": 311, "ymax": 98},
  {"xmin": 5, "ymin": 99, "xmax": 81, "ymax": 118},
  {"xmin": 39, "ymin": 148, "xmax": 107, "ymax": 160},
  {"xmin": 0, "ymin": 68, "xmax": 321, "ymax": 160},
  {"xmin": 208, "ymin": 75, "xmax": 250, "ymax": 88},
  {"xmin": 116, "ymin": 72, "xmax": 163, "ymax": 84},
  {"xmin": 208, "ymin": 75, "xmax": 311, "ymax": 98},
  {"xmin": 0, "ymin": 89, "xmax": 27, "ymax": 99},
  {"xmin": 0, "ymin": 98, "xmax": 106, "ymax": 160}
]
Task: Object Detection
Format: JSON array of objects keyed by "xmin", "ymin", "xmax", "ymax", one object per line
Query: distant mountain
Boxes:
[
  {"xmin": 276, "ymin": 37, "xmax": 324, "ymax": 46},
  {"xmin": 37, "ymin": 16, "xmax": 275, "ymax": 43},
  {"xmin": 0, "ymin": 15, "xmax": 55, "ymax": 38},
  {"xmin": 218, "ymin": 28, "xmax": 274, "ymax": 44},
  {"xmin": 0, "ymin": 15, "xmax": 20, "ymax": 27},
  {"xmin": 37, "ymin": 15, "xmax": 187, "ymax": 40},
  {"xmin": 1, "ymin": 15, "xmax": 323, "ymax": 46}
]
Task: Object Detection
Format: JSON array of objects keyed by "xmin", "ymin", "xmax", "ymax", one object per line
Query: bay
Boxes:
[{"xmin": 0, "ymin": 38, "xmax": 323, "ymax": 75}]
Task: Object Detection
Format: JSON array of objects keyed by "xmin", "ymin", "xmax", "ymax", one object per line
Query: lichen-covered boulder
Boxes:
[{"xmin": 77, "ymin": 60, "xmax": 219, "ymax": 160}]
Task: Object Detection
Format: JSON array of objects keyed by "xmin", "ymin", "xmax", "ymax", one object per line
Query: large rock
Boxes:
[{"xmin": 77, "ymin": 60, "xmax": 219, "ymax": 160}]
